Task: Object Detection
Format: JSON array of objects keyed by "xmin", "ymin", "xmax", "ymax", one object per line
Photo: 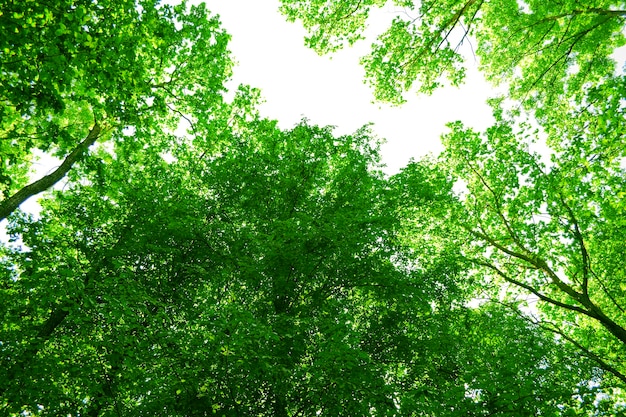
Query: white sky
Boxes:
[{"xmin": 207, "ymin": 0, "xmax": 499, "ymax": 174}]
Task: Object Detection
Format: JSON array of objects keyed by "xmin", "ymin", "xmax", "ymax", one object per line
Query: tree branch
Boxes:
[
  {"xmin": 463, "ymin": 153, "xmax": 529, "ymax": 255},
  {"xmin": 465, "ymin": 222, "xmax": 587, "ymax": 306},
  {"xmin": 468, "ymin": 226, "xmax": 626, "ymax": 346},
  {"xmin": 539, "ymin": 322, "xmax": 626, "ymax": 385},
  {"xmin": 0, "ymin": 123, "xmax": 102, "ymax": 222},
  {"xmin": 341, "ymin": 0, "xmax": 362, "ymax": 19},
  {"xmin": 540, "ymin": 8, "xmax": 626, "ymax": 22},
  {"xmin": 493, "ymin": 299, "xmax": 626, "ymax": 385},
  {"xmin": 399, "ymin": 0, "xmax": 483, "ymax": 71},
  {"xmin": 557, "ymin": 192, "xmax": 590, "ymax": 297},
  {"xmin": 473, "ymin": 259, "xmax": 592, "ymax": 317}
]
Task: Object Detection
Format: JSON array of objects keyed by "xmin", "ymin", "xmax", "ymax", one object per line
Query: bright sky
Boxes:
[{"xmin": 207, "ymin": 0, "xmax": 499, "ymax": 174}]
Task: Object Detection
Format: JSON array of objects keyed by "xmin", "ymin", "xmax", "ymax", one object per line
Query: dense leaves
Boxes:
[
  {"xmin": 0, "ymin": 0, "xmax": 232, "ymax": 220},
  {"xmin": 280, "ymin": 0, "xmax": 626, "ymax": 410},
  {"xmin": 438, "ymin": 106, "xmax": 626, "ymax": 393},
  {"xmin": 1, "ymin": 0, "xmax": 625, "ymax": 416},
  {"xmin": 1, "ymin": 118, "xmax": 606, "ymax": 416}
]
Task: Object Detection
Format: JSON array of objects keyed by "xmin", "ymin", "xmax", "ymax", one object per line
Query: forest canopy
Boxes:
[{"xmin": 1, "ymin": 0, "xmax": 625, "ymax": 416}]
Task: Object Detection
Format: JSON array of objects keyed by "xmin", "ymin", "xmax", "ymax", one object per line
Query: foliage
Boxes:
[
  {"xmin": 279, "ymin": 0, "xmax": 626, "ymax": 107},
  {"xmin": 0, "ymin": 0, "xmax": 232, "ymax": 220},
  {"xmin": 1, "ymin": 0, "xmax": 624, "ymax": 415},
  {"xmin": 280, "ymin": 0, "xmax": 626, "ymax": 409},
  {"xmin": 437, "ymin": 104, "xmax": 626, "ymax": 403},
  {"xmin": 0, "ymin": 115, "xmax": 608, "ymax": 415}
]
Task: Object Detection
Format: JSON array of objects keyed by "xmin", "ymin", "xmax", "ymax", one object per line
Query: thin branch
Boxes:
[
  {"xmin": 539, "ymin": 8, "xmax": 626, "ymax": 22},
  {"xmin": 341, "ymin": 0, "xmax": 362, "ymax": 19},
  {"xmin": 540, "ymin": 322, "xmax": 626, "ymax": 385},
  {"xmin": 557, "ymin": 192, "xmax": 590, "ymax": 297},
  {"xmin": 592, "ymin": 269, "xmax": 625, "ymax": 313},
  {"xmin": 454, "ymin": 1, "xmax": 483, "ymax": 59},
  {"xmin": 165, "ymin": 102, "xmax": 197, "ymax": 137},
  {"xmin": 518, "ymin": 16, "xmax": 611, "ymax": 104},
  {"xmin": 493, "ymin": 298, "xmax": 626, "ymax": 385},
  {"xmin": 399, "ymin": 0, "xmax": 483, "ymax": 71},
  {"xmin": 474, "ymin": 259, "xmax": 592, "ymax": 317},
  {"xmin": 468, "ymin": 221, "xmax": 589, "ymax": 307},
  {"xmin": 465, "ymin": 224, "xmax": 538, "ymax": 267},
  {"xmin": 463, "ymin": 153, "xmax": 529, "ymax": 254},
  {"xmin": 508, "ymin": 20, "xmax": 557, "ymax": 57},
  {"xmin": 470, "ymin": 223, "xmax": 626, "ymax": 345},
  {"xmin": 435, "ymin": 0, "xmax": 480, "ymax": 51}
]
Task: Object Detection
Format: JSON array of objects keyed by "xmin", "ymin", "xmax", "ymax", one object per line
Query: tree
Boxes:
[
  {"xmin": 436, "ymin": 105, "xmax": 626, "ymax": 403},
  {"xmin": 1, "ymin": 1, "xmax": 622, "ymax": 415},
  {"xmin": 279, "ymin": 0, "xmax": 625, "ymax": 109},
  {"xmin": 280, "ymin": 0, "xmax": 626, "ymax": 406},
  {"xmin": 0, "ymin": 0, "xmax": 232, "ymax": 221},
  {"xmin": 1, "ymin": 113, "xmax": 612, "ymax": 415}
]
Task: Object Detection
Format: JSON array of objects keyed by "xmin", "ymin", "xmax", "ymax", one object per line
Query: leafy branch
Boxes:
[{"xmin": 0, "ymin": 122, "xmax": 105, "ymax": 222}]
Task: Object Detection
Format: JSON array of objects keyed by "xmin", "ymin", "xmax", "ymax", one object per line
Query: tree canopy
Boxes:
[
  {"xmin": 1, "ymin": 0, "xmax": 626, "ymax": 416},
  {"xmin": 0, "ymin": 115, "xmax": 610, "ymax": 415},
  {"xmin": 0, "ymin": 0, "xmax": 232, "ymax": 221},
  {"xmin": 279, "ymin": 0, "xmax": 626, "ymax": 110},
  {"xmin": 280, "ymin": 0, "xmax": 626, "ymax": 409}
]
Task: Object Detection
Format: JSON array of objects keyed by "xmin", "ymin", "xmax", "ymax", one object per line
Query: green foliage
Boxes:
[
  {"xmin": 0, "ymin": 0, "xmax": 232, "ymax": 216},
  {"xmin": 279, "ymin": 0, "xmax": 626, "ymax": 410},
  {"xmin": 438, "ymin": 103, "xmax": 626, "ymax": 402},
  {"xmin": 280, "ymin": 0, "xmax": 388, "ymax": 53},
  {"xmin": 1, "ymin": 1, "xmax": 624, "ymax": 416},
  {"xmin": 1, "ymin": 116, "xmax": 607, "ymax": 415},
  {"xmin": 279, "ymin": 0, "xmax": 626, "ymax": 106}
]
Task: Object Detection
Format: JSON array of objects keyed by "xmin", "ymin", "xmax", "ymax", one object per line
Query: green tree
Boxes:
[
  {"xmin": 279, "ymin": 0, "xmax": 625, "ymax": 108},
  {"xmin": 1, "ymin": 1, "xmax": 621, "ymax": 415},
  {"xmin": 436, "ymin": 104, "xmax": 626, "ymax": 403},
  {"xmin": 1, "ymin": 115, "xmax": 610, "ymax": 415},
  {"xmin": 0, "ymin": 0, "xmax": 232, "ymax": 221},
  {"xmin": 280, "ymin": 0, "xmax": 626, "ymax": 406}
]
